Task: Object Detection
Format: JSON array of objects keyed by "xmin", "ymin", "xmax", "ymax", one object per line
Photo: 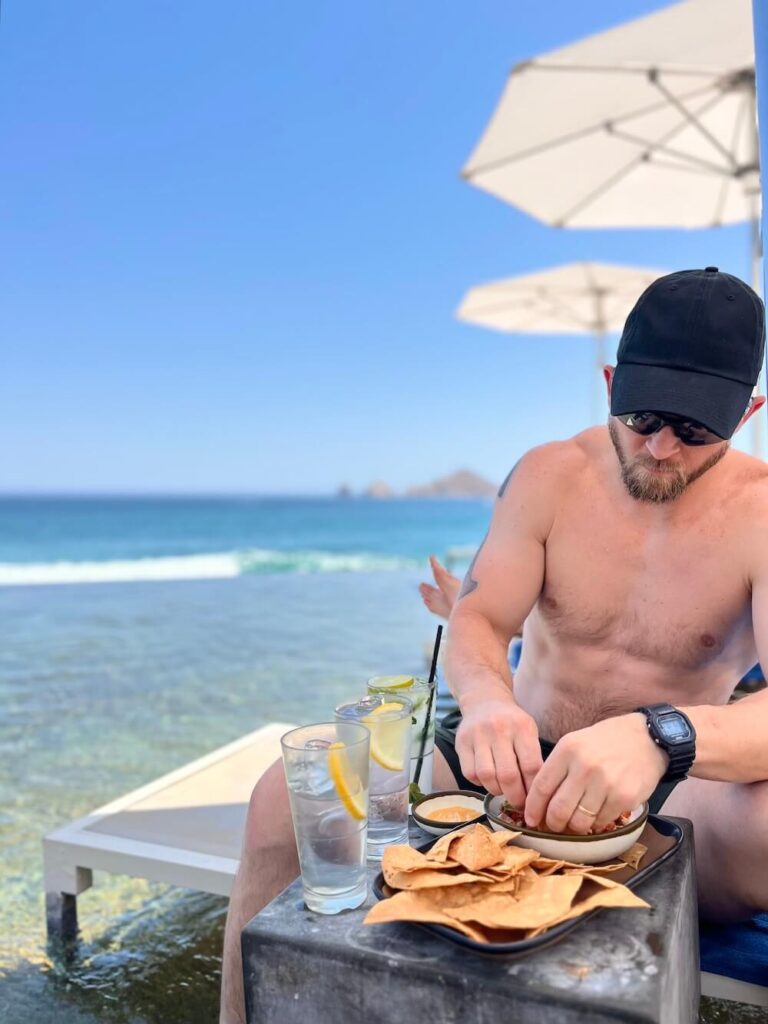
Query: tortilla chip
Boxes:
[
  {"xmin": 384, "ymin": 866, "xmax": 494, "ymax": 890},
  {"xmin": 411, "ymin": 881, "xmax": 504, "ymax": 910},
  {"xmin": 619, "ymin": 842, "xmax": 647, "ymax": 870},
  {"xmin": 369, "ymin": 825, "xmax": 652, "ymax": 946},
  {"xmin": 526, "ymin": 876, "xmax": 651, "ymax": 937},
  {"xmin": 491, "ymin": 844, "xmax": 540, "ymax": 874},
  {"xmin": 562, "ymin": 861, "xmax": 627, "ymax": 877},
  {"xmin": 488, "ymin": 828, "xmax": 522, "ymax": 846},
  {"xmin": 531, "ymin": 857, "xmax": 567, "ymax": 876},
  {"xmin": 448, "ymin": 825, "xmax": 504, "ymax": 872},
  {"xmin": 382, "ymin": 845, "xmax": 459, "ymax": 874},
  {"xmin": 449, "ymin": 874, "xmax": 583, "ymax": 930},
  {"xmin": 427, "ymin": 825, "xmax": 476, "ymax": 863},
  {"xmin": 363, "ymin": 890, "xmax": 489, "ymax": 942}
]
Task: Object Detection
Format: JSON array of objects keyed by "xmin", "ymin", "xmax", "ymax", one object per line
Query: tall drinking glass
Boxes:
[
  {"xmin": 367, "ymin": 676, "xmax": 436, "ymax": 793},
  {"xmin": 335, "ymin": 694, "xmax": 412, "ymax": 860},
  {"xmin": 281, "ymin": 722, "xmax": 369, "ymax": 914}
]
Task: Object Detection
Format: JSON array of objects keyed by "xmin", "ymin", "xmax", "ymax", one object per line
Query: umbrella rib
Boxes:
[
  {"xmin": 464, "ymin": 73, "xmax": 714, "ymax": 179},
  {"xmin": 533, "ymin": 291, "xmax": 598, "ymax": 331},
  {"xmin": 556, "ymin": 90, "xmax": 732, "ymax": 224},
  {"xmin": 608, "ymin": 128, "xmax": 733, "ymax": 176},
  {"xmin": 649, "ymin": 73, "xmax": 738, "ymax": 169}
]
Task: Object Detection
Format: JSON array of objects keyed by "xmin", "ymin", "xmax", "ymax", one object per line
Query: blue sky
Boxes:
[{"xmin": 0, "ymin": 0, "xmax": 755, "ymax": 494}]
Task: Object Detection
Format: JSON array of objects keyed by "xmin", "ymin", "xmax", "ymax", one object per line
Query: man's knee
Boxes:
[{"xmin": 243, "ymin": 758, "xmax": 296, "ymax": 854}]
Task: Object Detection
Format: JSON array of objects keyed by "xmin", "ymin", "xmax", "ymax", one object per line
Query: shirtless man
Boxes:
[{"xmin": 220, "ymin": 267, "xmax": 768, "ymax": 1023}]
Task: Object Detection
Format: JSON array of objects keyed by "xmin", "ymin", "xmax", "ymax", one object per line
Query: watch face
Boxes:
[{"xmin": 658, "ymin": 713, "xmax": 692, "ymax": 743}]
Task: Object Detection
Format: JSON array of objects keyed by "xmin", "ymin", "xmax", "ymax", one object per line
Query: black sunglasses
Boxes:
[{"xmin": 617, "ymin": 411, "xmax": 726, "ymax": 446}]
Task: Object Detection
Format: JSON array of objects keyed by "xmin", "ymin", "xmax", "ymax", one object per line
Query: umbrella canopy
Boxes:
[
  {"xmin": 456, "ymin": 261, "xmax": 668, "ymax": 422},
  {"xmin": 462, "ymin": 0, "xmax": 757, "ymax": 229},
  {"xmin": 456, "ymin": 261, "xmax": 664, "ymax": 335}
]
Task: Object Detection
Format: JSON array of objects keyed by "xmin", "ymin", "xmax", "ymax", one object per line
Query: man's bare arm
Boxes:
[
  {"xmin": 681, "ymin": 552, "xmax": 768, "ymax": 783},
  {"xmin": 444, "ymin": 446, "xmax": 565, "ymax": 803}
]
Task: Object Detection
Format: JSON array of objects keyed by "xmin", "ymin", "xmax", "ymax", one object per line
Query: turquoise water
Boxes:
[
  {"xmin": 0, "ymin": 497, "xmax": 489, "ymax": 580},
  {"xmin": 0, "ymin": 498, "xmax": 489, "ymax": 1023}
]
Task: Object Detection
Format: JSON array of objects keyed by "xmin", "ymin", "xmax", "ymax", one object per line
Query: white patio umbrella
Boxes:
[
  {"xmin": 462, "ymin": 0, "xmax": 762, "ymax": 450},
  {"xmin": 456, "ymin": 261, "xmax": 666, "ymax": 423}
]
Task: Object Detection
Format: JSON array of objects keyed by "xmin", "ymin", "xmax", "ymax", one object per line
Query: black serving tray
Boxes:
[{"xmin": 372, "ymin": 814, "xmax": 683, "ymax": 957}]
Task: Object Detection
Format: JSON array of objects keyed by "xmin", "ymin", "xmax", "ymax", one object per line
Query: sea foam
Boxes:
[{"xmin": 0, "ymin": 549, "xmax": 418, "ymax": 586}]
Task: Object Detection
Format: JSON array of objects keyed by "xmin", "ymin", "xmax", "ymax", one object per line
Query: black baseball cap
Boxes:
[{"xmin": 610, "ymin": 266, "xmax": 765, "ymax": 439}]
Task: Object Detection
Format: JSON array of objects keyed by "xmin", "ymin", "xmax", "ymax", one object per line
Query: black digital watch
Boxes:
[{"xmin": 634, "ymin": 703, "xmax": 696, "ymax": 782}]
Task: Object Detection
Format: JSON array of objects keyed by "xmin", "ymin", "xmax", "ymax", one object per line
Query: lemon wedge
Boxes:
[
  {"xmin": 362, "ymin": 702, "xmax": 410, "ymax": 771},
  {"xmin": 327, "ymin": 742, "xmax": 367, "ymax": 820},
  {"xmin": 369, "ymin": 675, "xmax": 415, "ymax": 691}
]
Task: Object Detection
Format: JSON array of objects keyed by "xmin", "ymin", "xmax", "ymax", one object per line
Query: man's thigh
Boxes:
[
  {"xmin": 662, "ymin": 775, "xmax": 768, "ymax": 922},
  {"xmin": 433, "ymin": 746, "xmax": 462, "ymax": 791}
]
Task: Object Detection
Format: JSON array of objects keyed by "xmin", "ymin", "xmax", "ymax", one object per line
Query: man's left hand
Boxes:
[{"xmin": 523, "ymin": 713, "xmax": 668, "ymax": 834}]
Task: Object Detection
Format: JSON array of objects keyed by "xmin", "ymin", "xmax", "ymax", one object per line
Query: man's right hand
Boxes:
[{"xmin": 455, "ymin": 690, "xmax": 543, "ymax": 807}]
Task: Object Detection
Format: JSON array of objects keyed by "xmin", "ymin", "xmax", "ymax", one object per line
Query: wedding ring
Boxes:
[{"xmin": 577, "ymin": 803, "xmax": 598, "ymax": 817}]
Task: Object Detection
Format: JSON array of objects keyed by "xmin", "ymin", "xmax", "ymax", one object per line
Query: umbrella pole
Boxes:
[
  {"xmin": 751, "ymin": 209, "xmax": 765, "ymax": 460},
  {"xmin": 593, "ymin": 332, "xmax": 607, "ymax": 425}
]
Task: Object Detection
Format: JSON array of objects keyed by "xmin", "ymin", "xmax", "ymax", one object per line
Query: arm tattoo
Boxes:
[
  {"xmin": 498, "ymin": 458, "xmax": 521, "ymax": 499},
  {"xmin": 458, "ymin": 532, "xmax": 487, "ymax": 601}
]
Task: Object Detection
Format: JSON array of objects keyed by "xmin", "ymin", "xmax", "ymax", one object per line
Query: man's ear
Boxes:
[
  {"xmin": 734, "ymin": 394, "xmax": 767, "ymax": 433},
  {"xmin": 604, "ymin": 365, "xmax": 615, "ymax": 400}
]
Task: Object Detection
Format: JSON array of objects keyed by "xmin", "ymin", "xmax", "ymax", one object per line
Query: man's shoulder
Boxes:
[
  {"xmin": 497, "ymin": 433, "xmax": 593, "ymax": 501},
  {"xmin": 727, "ymin": 449, "xmax": 768, "ymax": 511}
]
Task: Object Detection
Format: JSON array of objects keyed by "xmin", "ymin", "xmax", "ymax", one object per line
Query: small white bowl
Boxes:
[
  {"xmin": 483, "ymin": 795, "xmax": 649, "ymax": 865},
  {"xmin": 411, "ymin": 790, "xmax": 486, "ymax": 836}
]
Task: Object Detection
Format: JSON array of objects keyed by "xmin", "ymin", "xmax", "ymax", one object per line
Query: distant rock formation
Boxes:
[
  {"xmin": 336, "ymin": 483, "xmax": 353, "ymax": 498},
  {"xmin": 365, "ymin": 480, "xmax": 395, "ymax": 499},
  {"xmin": 406, "ymin": 469, "xmax": 496, "ymax": 499}
]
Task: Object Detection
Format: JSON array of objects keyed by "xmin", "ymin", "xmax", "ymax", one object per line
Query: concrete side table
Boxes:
[{"xmin": 242, "ymin": 818, "xmax": 699, "ymax": 1024}]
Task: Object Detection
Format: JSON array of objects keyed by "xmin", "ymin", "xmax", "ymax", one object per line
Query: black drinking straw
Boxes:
[{"xmin": 413, "ymin": 624, "xmax": 442, "ymax": 787}]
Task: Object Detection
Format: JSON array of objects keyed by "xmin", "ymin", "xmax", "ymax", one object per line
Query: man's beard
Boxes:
[{"xmin": 607, "ymin": 420, "xmax": 729, "ymax": 503}]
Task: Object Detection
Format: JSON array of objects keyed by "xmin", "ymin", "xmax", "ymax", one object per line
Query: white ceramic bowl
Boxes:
[
  {"xmin": 483, "ymin": 794, "xmax": 649, "ymax": 865},
  {"xmin": 411, "ymin": 790, "xmax": 486, "ymax": 836}
]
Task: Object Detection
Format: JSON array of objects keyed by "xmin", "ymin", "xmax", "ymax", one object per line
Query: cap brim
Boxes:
[{"xmin": 610, "ymin": 363, "xmax": 752, "ymax": 438}]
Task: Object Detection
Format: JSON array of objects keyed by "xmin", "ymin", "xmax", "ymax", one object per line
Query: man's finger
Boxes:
[
  {"xmin": 515, "ymin": 734, "xmax": 544, "ymax": 795},
  {"xmin": 543, "ymin": 771, "xmax": 592, "ymax": 833},
  {"xmin": 523, "ymin": 753, "xmax": 568, "ymax": 828},
  {"xmin": 455, "ymin": 732, "xmax": 478, "ymax": 786},
  {"xmin": 495, "ymin": 756, "xmax": 526, "ymax": 808},
  {"xmin": 474, "ymin": 749, "xmax": 503, "ymax": 796},
  {"xmin": 565, "ymin": 782, "xmax": 606, "ymax": 836}
]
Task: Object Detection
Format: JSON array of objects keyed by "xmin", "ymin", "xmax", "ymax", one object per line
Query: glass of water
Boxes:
[
  {"xmin": 367, "ymin": 676, "xmax": 436, "ymax": 793},
  {"xmin": 335, "ymin": 694, "xmax": 412, "ymax": 861},
  {"xmin": 281, "ymin": 722, "xmax": 370, "ymax": 914}
]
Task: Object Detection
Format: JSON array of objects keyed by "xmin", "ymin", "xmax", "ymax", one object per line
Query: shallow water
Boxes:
[
  {"xmin": 0, "ymin": 571, "xmax": 437, "ymax": 1022},
  {"xmin": 0, "ymin": 547, "xmax": 758, "ymax": 1021}
]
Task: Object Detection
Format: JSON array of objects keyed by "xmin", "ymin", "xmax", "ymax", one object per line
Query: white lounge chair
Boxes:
[{"xmin": 43, "ymin": 722, "xmax": 295, "ymax": 940}]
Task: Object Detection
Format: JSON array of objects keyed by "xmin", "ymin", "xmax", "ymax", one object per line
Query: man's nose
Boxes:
[{"xmin": 645, "ymin": 425, "xmax": 680, "ymax": 459}]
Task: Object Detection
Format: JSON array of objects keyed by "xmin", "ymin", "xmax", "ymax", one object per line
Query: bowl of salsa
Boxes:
[
  {"xmin": 484, "ymin": 794, "xmax": 649, "ymax": 864},
  {"xmin": 411, "ymin": 790, "xmax": 486, "ymax": 835}
]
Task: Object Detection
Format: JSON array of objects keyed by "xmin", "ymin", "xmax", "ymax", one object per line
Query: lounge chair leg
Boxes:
[{"xmin": 46, "ymin": 892, "xmax": 78, "ymax": 944}]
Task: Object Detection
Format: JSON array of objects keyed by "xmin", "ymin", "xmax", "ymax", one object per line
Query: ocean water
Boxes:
[
  {"xmin": 0, "ymin": 497, "xmax": 754, "ymax": 1024},
  {"xmin": 0, "ymin": 497, "xmax": 489, "ymax": 1024}
]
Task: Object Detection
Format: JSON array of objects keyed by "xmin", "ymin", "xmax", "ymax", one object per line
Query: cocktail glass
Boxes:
[
  {"xmin": 367, "ymin": 676, "xmax": 436, "ymax": 793},
  {"xmin": 335, "ymin": 694, "xmax": 412, "ymax": 861},
  {"xmin": 281, "ymin": 722, "xmax": 369, "ymax": 914}
]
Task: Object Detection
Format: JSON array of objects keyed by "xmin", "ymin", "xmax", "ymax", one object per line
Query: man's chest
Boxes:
[{"xmin": 537, "ymin": 500, "xmax": 752, "ymax": 669}]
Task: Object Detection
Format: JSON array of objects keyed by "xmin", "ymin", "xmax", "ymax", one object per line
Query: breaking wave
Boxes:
[{"xmin": 0, "ymin": 549, "xmax": 420, "ymax": 586}]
